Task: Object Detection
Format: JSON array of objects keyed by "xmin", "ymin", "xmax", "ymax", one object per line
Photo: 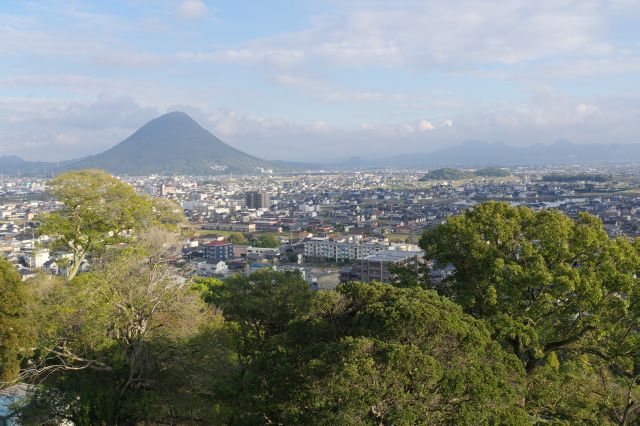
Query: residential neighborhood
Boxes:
[{"xmin": 5, "ymin": 165, "xmax": 640, "ymax": 287}]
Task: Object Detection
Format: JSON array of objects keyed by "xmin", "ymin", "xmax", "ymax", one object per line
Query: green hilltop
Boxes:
[{"xmin": 420, "ymin": 167, "xmax": 511, "ymax": 180}]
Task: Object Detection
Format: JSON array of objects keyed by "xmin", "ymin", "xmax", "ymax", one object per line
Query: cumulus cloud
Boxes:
[
  {"xmin": 176, "ymin": 89, "xmax": 640, "ymax": 161},
  {"xmin": 0, "ymin": 95, "xmax": 159, "ymax": 160},
  {"xmin": 440, "ymin": 88, "xmax": 640, "ymax": 147},
  {"xmin": 166, "ymin": 0, "xmax": 640, "ymax": 114},
  {"xmin": 180, "ymin": 0, "xmax": 637, "ymax": 77},
  {"xmin": 3, "ymin": 90, "xmax": 640, "ymax": 163},
  {"xmin": 419, "ymin": 120, "xmax": 435, "ymax": 131},
  {"xmin": 178, "ymin": 0, "xmax": 208, "ymax": 20}
]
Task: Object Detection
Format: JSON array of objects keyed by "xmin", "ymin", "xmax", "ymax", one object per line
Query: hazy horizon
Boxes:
[
  {"xmin": 7, "ymin": 109, "xmax": 640, "ymax": 165},
  {"xmin": 3, "ymin": 0, "xmax": 640, "ymax": 162}
]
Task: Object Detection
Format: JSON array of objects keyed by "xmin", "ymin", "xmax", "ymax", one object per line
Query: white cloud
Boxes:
[
  {"xmin": 178, "ymin": 0, "xmax": 208, "ymax": 20},
  {"xmin": 419, "ymin": 120, "xmax": 435, "ymax": 131},
  {"xmin": 3, "ymin": 90, "xmax": 640, "ymax": 163},
  {"xmin": 305, "ymin": 120, "xmax": 332, "ymax": 133},
  {"xmin": 1, "ymin": 0, "xmax": 640, "ymax": 163},
  {"xmin": 55, "ymin": 133, "xmax": 81, "ymax": 145},
  {"xmin": 0, "ymin": 95, "xmax": 159, "ymax": 160},
  {"xmin": 442, "ymin": 88, "xmax": 640, "ymax": 147},
  {"xmin": 165, "ymin": 0, "xmax": 640, "ymax": 111},
  {"xmin": 183, "ymin": 0, "xmax": 637, "ymax": 76}
]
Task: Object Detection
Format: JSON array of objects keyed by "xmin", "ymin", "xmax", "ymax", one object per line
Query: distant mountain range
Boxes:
[
  {"xmin": 350, "ymin": 139, "xmax": 640, "ymax": 168},
  {"xmin": 1, "ymin": 112, "xmax": 285, "ymax": 176},
  {"xmin": 3, "ymin": 114, "xmax": 640, "ymax": 176},
  {"xmin": 0, "ymin": 155, "xmax": 58, "ymax": 176}
]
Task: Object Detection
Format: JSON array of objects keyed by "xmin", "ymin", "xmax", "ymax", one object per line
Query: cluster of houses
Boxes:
[{"xmin": 6, "ymin": 167, "xmax": 640, "ymax": 285}]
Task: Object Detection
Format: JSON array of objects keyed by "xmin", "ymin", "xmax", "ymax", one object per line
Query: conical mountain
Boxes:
[{"xmin": 65, "ymin": 111, "xmax": 280, "ymax": 175}]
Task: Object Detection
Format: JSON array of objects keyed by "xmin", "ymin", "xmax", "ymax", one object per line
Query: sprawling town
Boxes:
[{"xmin": 5, "ymin": 164, "xmax": 640, "ymax": 288}]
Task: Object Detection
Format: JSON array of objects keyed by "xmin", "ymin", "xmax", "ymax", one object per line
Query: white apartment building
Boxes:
[
  {"xmin": 304, "ymin": 237, "xmax": 390, "ymax": 262},
  {"xmin": 23, "ymin": 248, "xmax": 50, "ymax": 269},
  {"xmin": 247, "ymin": 246, "xmax": 280, "ymax": 255}
]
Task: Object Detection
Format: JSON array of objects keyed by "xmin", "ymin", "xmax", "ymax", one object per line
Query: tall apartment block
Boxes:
[{"xmin": 245, "ymin": 191, "xmax": 271, "ymax": 209}]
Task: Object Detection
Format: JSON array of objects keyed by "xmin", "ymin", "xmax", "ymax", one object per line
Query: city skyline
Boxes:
[{"xmin": 3, "ymin": 0, "xmax": 640, "ymax": 162}]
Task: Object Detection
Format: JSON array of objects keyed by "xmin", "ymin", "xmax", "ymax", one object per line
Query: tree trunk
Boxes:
[{"xmin": 67, "ymin": 251, "xmax": 85, "ymax": 281}]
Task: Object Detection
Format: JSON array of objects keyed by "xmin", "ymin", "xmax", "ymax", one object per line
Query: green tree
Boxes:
[
  {"xmin": 253, "ymin": 234, "xmax": 279, "ymax": 248},
  {"xmin": 19, "ymin": 228, "xmax": 232, "ymax": 424},
  {"xmin": 388, "ymin": 263, "xmax": 426, "ymax": 288},
  {"xmin": 191, "ymin": 276, "xmax": 224, "ymax": 301},
  {"xmin": 39, "ymin": 169, "xmax": 154, "ymax": 280},
  {"xmin": 420, "ymin": 202, "xmax": 640, "ymax": 423},
  {"xmin": 0, "ymin": 259, "xmax": 35, "ymax": 384},
  {"xmin": 527, "ymin": 354, "xmax": 640, "ymax": 424},
  {"xmin": 227, "ymin": 232, "xmax": 247, "ymax": 245},
  {"xmin": 206, "ymin": 269, "xmax": 312, "ymax": 365},
  {"xmin": 234, "ymin": 281, "xmax": 528, "ymax": 425},
  {"xmin": 149, "ymin": 196, "xmax": 188, "ymax": 232}
]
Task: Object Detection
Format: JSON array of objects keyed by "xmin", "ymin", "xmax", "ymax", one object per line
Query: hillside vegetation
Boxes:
[{"xmin": 420, "ymin": 167, "xmax": 510, "ymax": 180}]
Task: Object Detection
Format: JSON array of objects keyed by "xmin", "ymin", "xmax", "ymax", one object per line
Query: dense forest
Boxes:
[
  {"xmin": 1, "ymin": 170, "xmax": 639, "ymax": 425},
  {"xmin": 421, "ymin": 167, "xmax": 511, "ymax": 181}
]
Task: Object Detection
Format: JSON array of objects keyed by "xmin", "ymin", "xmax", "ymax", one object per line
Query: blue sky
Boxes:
[{"xmin": 2, "ymin": 0, "xmax": 640, "ymax": 162}]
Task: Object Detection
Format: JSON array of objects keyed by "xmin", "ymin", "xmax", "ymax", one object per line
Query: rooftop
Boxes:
[
  {"xmin": 205, "ymin": 241, "xmax": 232, "ymax": 246},
  {"xmin": 361, "ymin": 250, "xmax": 423, "ymax": 262}
]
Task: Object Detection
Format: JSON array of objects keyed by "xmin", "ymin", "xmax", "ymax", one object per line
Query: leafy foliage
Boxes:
[
  {"xmin": 205, "ymin": 270, "xmax": 313, "ymax": 363},
  {"xmin": 0, "ymin": 260, "xmax": 35, "ymax": 383},
  {"xmin": 231, "ymin": 281, "xmax": 528, "ymax": 425},
  {"xmin": 39, "ymin": 169, "xmax": 186, "ymax": 280},
  {"xmin": 227, "ymin": 232, "xmax": 247, "ymax": 245},
  {"xmin": 420, "ymin": 201, "xmax": 640, "ymax": 423},
  {"xmin": 18, "ymin": 229, "xmax": 234, "ymax": 424},
  {"xmin": 39, "ymin": 169, "xmax": 153, "ymax": 280},
  {"xmin": 420, "ymin": 168, "xmax": 510, "ymax": 181},
  {"xmin": 253, "ymin": 234, "xmax": 280, "ymax": 248}
]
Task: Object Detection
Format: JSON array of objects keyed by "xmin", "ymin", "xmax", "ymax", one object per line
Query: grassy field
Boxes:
[{"xmin": 384, "ymin": 233, "xmax": 411, "ymax": 243}]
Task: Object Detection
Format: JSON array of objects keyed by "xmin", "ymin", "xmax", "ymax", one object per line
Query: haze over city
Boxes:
[{"xmin": 3, "ymin": 0, "xmax": 640, "ymax": 162}]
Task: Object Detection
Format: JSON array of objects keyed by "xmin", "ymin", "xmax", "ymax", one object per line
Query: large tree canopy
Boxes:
[
  {"xmin": 39, "ymin": 169, "xmax": 186, "ymax": 280},
  {"xmin": 207, "ymin": 278, "xmax": 528, "ymax": 425},
  {"xmin": 16, "ymin": 228, "xmax": 231, "ymax": 424},
  {"xmin": 39, "ymin": 169, "xmax": 153, "ymax": 280},
  {"xmin": 420, "ymin": 201, "xmax": 640, "ymax": 423}
]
